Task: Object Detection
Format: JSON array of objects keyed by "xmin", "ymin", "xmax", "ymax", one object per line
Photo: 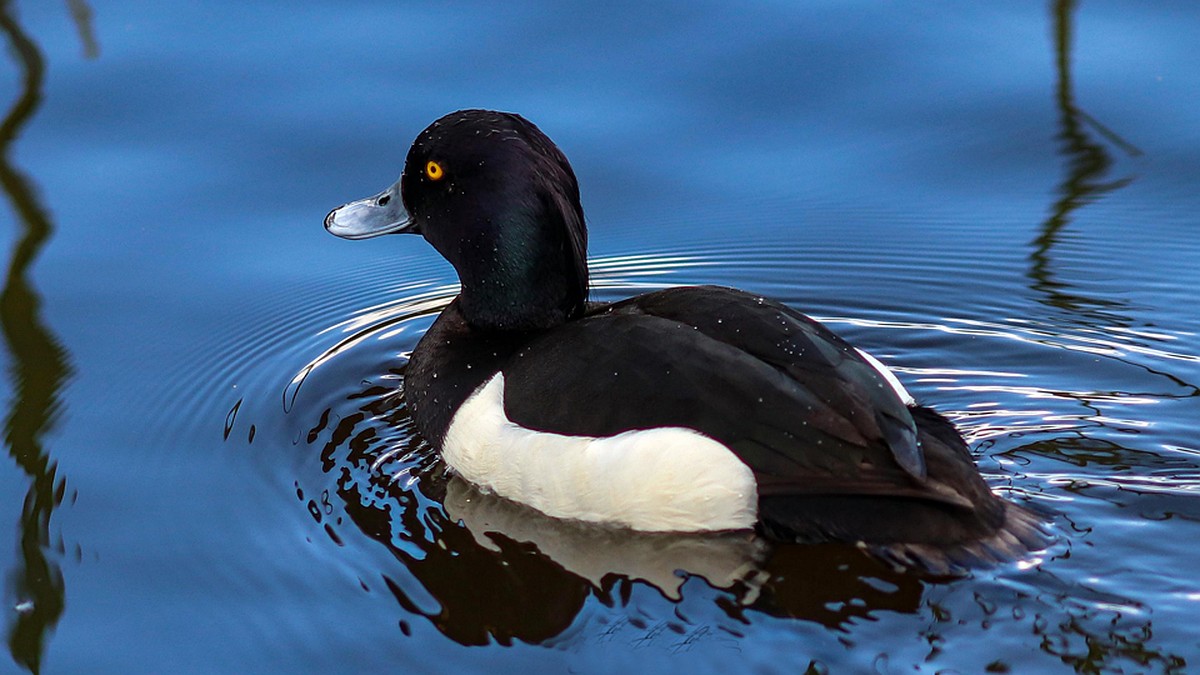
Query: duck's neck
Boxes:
[{"xmin": 450, "ymin": 207, "xmax": 588, "ymax": 332}]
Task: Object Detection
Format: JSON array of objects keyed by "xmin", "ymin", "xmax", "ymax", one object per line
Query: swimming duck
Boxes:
[{"xmin": 325, "ymin": 109, "xmax": 1044, "ymax": 566}]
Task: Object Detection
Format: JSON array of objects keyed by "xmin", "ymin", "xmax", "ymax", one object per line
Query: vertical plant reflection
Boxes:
[
  {"xmin": 1012, "ymin": 3, "xmax": 1190, "ymax": 670},
  {"xmin": 1029, "ymin": 0, "xmax": 1140, "ymax": 317},
  {"xmin": 0, "ymin": 0, "xmax": 93, "ymax": 671}
]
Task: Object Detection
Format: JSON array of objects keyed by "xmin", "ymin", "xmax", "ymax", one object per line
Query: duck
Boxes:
[{"xmin": 325, "ymin": 109, "xmax": 1046, "ymax": 567}]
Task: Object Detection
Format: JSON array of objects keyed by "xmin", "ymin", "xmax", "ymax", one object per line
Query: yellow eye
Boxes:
[{"xmin": 425, "ymin": 160, "xmax": 444, "ymax": 181}]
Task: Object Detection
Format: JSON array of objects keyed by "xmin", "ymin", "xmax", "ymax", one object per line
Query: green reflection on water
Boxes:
[{"xmin": 0, "ymin": 1, "xmax": 93, "ymax": 671}]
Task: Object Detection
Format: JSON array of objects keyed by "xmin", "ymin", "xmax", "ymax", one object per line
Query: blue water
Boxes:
[{"xmin": 3, "ymin": 1, "xmax": 1199, "ymax": 672}]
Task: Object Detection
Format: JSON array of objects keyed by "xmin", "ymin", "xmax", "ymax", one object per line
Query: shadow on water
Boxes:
[{"xmin": 0, "ymin": 1, "xmax": 94, "ymax": 671}]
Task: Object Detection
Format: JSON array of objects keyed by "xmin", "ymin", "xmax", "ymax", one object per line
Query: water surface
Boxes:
[{"xmin": 2, "ymin": 1, "xmax": 1199, "ymax": 672}]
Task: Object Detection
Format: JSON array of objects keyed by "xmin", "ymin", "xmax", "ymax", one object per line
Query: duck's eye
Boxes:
[{"xmin": 425, "ymin": 160, "xmax": 445, "ymax": 181}]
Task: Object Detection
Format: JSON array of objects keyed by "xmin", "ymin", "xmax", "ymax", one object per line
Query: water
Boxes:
[{"xmin": 3, "ymin": 0, "xmax": 1199, "ymax": 672}]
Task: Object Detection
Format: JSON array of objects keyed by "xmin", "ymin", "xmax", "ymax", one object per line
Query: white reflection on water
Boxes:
[
  {"xmin": 285, "ymin": 283, "xmax": 458, "ymax": 410},
  {"xmin": 1039, "ymin": 473, "xmax": 1200, "ymax": 496},
  {"xmin": 589, "ymin": 252, "xmax": 716, "ymax": 291}
]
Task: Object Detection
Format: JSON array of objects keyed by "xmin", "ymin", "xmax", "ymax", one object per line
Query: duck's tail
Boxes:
[
  {"xmin": 871, "ymin": 499, "xmax": 1052, "ymax": 574},
  {"xmin": 871, "ymin": 405, "xmax": 1052, "ymax": 573},
  {"xmin": 757, "ymin": 405, "xmax": 1053, "ymax": 574}
]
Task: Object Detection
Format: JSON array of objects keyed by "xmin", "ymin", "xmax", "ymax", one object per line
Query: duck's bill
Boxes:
[{"xmin": 324, "ymin": 181, "xmax": 417, "ymax": 239}]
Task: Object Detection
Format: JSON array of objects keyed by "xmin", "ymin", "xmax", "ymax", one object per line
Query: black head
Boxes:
[{"xmin": 326, "ymin": 109, "xmax": 589, "ymax": 331}]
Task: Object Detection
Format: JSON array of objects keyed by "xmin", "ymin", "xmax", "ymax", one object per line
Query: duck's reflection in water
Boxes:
[
  {"xmin": 379, "ymin": 475, "xmax": 933, "ymax": 644},
  {"xmin": 442, "ymin": 476, "xmax": 770, "ymax": 602}
]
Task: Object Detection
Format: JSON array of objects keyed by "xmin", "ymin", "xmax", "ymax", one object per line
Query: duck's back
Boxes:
[{"xmin": 505, "ymin": 286, "xmax": 923, "ymax": 479}]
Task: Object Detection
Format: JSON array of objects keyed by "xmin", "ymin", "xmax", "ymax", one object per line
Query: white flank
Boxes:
[
  {"xmin": 855, "ymin": 348, "xmax": 915, "ymax": 406},
  {"xmin": 441, "ymin": 373, "xmax": 759, "ymax": 532}
]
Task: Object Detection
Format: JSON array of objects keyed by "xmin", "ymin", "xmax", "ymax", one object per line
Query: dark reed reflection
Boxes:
[
  {"xmin": 0, "ymin": 1, "xmax": 93, "ymax": 671},
  {"xmin": 978, "ymin": 5, "xmax": 1194, "ymax": 668},
  {"xmin": 1029, "ymin": 0, "xmax": 1141, "ymax": 320},
  {"xmin": 1022, "ymin": 0, "xmax": 1199, "ymax": 454},
  {"xmin": 1030, "ymin": 0, "xmax": 1200, "ymax": 411},
  {"xmin": 65, "ymin": 0, "xmax": 99, "ymax": 59},
  {"xmin": 296, "ymin": 362, "xmax": 938, "ymax": 647}
]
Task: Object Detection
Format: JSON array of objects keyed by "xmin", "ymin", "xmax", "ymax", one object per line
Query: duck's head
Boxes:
[{"xmin": 325, "ymin": 109, "xmax": 589, "ymax": 331}]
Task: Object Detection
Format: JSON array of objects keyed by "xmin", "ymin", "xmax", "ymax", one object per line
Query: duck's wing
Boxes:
[
  {"xmin": 617, "ymin": 286, "xmax": 923, "ymax": 479},
  {"xmin": 500, "ymin": 286, "xmax": 944, "ymax": 503}
]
